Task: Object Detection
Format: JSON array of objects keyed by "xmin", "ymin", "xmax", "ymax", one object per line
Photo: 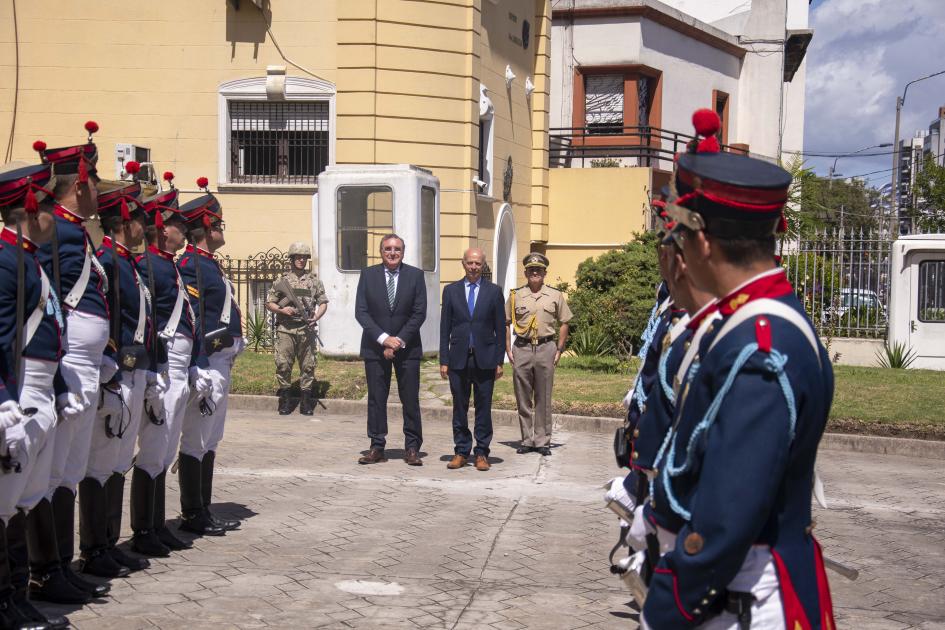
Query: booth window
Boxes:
[
  {"xmin": 917, "ymin": 260, "xmax": 945, "ymax": 322},
  {"xmin": 229, "ymin": 101, "xmax": 329, "ymax": 184},
  {"xmin": 420, "ymin": 186, "xmax": 437, "ymax": 272},
  {"xmin": 336, "ymin": 185, "xmax": 394, "ymax": 271}
]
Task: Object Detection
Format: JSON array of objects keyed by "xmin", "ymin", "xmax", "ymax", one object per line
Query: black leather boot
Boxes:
[
  {"xmin": 299, "ymin": 390, "xmax": 315, "ymax": 416},
  {"xmin": 178, "ymin": 454, "xmax": 224, "ymax": 537},
  {"xmin": 78, "ymin": 477, "xmax": 129, "ymax": 579},
  {"xmin": 8, "ymin": 513, "xmax": 67, "ymax": 630},
  {"xmin": 201, "ymin": 451, "xmax": 239, "ymax": 531},
  {"xmin": 129, "ymin": 468, "xmax": 170, "ymax": 558},
  {"xmin": 0, "ymin": 519, "xmax": 50, "ymax": 630},
  {"xmin": 25, "ymin": 499, "xmax": 91, "ymax": 605},
  {"xmin": 104, "ymin": 473, "xmax": 149, "ymax": 572},
  {"xmin": 51, "ymin": 486, "xmax": 109, "ymax": 598},
  {"xmin": 277, "ymin": 388, "xmax": 292, "ymax": 415},
  {"xmin": 153, "ymin": 470, "xmax": 191, "ymax": 550}
]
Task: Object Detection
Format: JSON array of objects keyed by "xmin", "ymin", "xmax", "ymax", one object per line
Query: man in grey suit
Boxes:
[
  {"xmin": 354, "ymin": 234, "xmax": 427, "ymax": 466},
  {"xmin": 439, "ymin": 248, "xmax": 506, "ymax": 471}
]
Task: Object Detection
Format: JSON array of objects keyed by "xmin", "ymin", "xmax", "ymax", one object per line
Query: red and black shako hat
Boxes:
[
  {"xmin": 179, "ymin": 177, "xmax": 223, "ymax": 230},
  {"xmin": 666, "ymin": 109, "xmax": 792, "ymax": 239},
  {"xmin": 140, "ymin": 170, "xmax": 182, "ymax": 229},
  {"xmin": 32, "ymin": 121, "xmax": 100, "ymax": 182},
  {"xmin": 97, "ymin": 168, "xmax": 145, "ymax": 223},
  {"xmin": 0, "ymin": 163, "xmax": 56, "ymax": 214}
]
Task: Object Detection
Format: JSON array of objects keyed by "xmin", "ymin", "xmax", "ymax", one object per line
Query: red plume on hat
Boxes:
[
  {"xmin": 23, "ymin": 178, "xmax": 39, "ymax": 215},
  {"xmin": 84, "ymin": 120, "xmax": 99, "ymax": 141},
  {"xmin": 32, "ymin": 140, "xmax": 47, "ymax": 157},
  {"xmin": 691, "ymin": 109, "xmax": 721, "ymax": 154},
  {"xmin": 125, "ymin": 161, "xmax": 141, "ymax": 179},
  {"xmin": 163, "ymin": 171, "xmax": 175, "ymax": 189},
  {"xmin": 196, "ymin": 176, "xmax": 209, "ymax": 191}
]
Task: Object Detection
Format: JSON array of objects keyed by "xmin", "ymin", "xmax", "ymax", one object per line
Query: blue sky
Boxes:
[{"xmin": 803, "ymin": 0, "xmax": 945, "ymax": 188}]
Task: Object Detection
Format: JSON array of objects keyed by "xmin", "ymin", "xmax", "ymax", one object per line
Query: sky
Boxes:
[{"xmin": 802, "ymin": 0, "xmax": 945, "ymax": 189}]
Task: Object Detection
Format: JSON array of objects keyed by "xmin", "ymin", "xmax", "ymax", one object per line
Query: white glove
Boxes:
[
  {"xmin": 0, "ymin": 401, "xmax": 26, "ymax": 431},
  {"xmin": 56, "ymin": 392, "xmax": 88, "ymax": 422},
  {"xmin": 145, "ymin": 370, "xmax": 169, "ymax": 402},
  {"xmin": 3, "ymin": 422, "xmax": 29, "ymax": 472},
  {"xmin": 99, "ymin": 357, "xmax": 119, "ymax": 384},
  {"xmin": 604, "ymin": 476, "xmax": 637, "ymax": 521},
  {"xmin": 622, "ymin": 387, "xmax": 635, "ymax": 410},
  {"xmin": 189, "ymin": 367, "xmax": 213, "ymax": 397},
  {"xmin": 209, "ymin": 370, "xmax": 227, "ymax": 406}
]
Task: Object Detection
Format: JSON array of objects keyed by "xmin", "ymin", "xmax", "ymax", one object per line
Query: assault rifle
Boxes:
[{"xmin": 272, "ymin": 276, "xmax": 323, "ymax": 350}]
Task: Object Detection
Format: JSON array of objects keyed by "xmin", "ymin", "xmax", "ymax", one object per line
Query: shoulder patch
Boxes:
[
  {"xmin": 186, "ymin": 285, "xmax": 200, "ymax": 298},
  {"xmin": 755, "ymin": 316, "xmax": 772, "ymax": 353}
]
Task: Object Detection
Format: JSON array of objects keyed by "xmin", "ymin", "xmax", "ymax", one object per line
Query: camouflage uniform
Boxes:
[{"xmin": 267, "ymin": 271, "xmax": 328, "ymax": 391}]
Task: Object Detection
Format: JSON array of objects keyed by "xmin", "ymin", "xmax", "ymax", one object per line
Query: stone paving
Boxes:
[{"xmin": 39, "ymin": 408, "xmax": 945, "ymax": 629}]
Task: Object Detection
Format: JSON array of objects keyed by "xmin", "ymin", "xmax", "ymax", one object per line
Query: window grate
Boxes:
[
  {"xmin": 585, "ymin": 74, "xmax": 624, "ymax": 134},
  {"xmin": 229, "ymin": 101, "xmax": 329, "ymax": 184}
]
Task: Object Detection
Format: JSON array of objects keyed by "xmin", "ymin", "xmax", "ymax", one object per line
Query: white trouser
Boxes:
[
  {"xmin": 0, "ymin": 359, "xmax": 58, "ymax": 521},
  {"xmin": 47, "ymin": 310, "xmax": 109, "ymax": 496},
  {"xmin": 136, "ymin": 335, "xmax": 192, "ymax": 477},
  {"xmin": 642, "ymin": 547, "xmax": 785, "ymax": 630},
  {"xmin": 180, "ymin": 342, "xmax": 239, "ymax": 459},
  {"xmin": 85, "ymin": 369, "xmax": 146, "ymax": 484}
]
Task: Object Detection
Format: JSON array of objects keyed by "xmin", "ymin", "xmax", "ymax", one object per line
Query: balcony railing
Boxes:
[{"xmin": 549, "ymin": 125, "xmax": 748, "ymax": 169}]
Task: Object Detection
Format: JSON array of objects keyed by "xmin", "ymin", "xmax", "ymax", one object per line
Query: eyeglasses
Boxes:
[{"xmin": 213, "ymin": 221, "xmax": 226, "ymax": 231}]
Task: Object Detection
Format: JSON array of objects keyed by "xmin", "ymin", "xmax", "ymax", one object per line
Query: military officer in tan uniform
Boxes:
[
  {"xmin": 505, "ymin": 253, "xmax": 572, "ymax": 456},
  {"xmin": 265, "ymin": 242, "xmax": 328, "ymax": 415}
]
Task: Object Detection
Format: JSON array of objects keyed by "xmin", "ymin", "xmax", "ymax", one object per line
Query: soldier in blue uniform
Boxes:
[
  {"xmin": 0, "ymin": 161, "xmax": 76, "ymax": 629},
  {"xmin": 176, "ymin": 177, "xmax": 242, "ymax": 537},
  {"xmin": 131, "ymin": 171, "xmax": 210, "ymax": 556},
  {"xmin": 79, "ymin": 178, "xmax": 152, "ymax": 578},
  {"xmin": 32, "ymin": 122, "xmax": 114, "ymax": 604},
  {"xmin": 641, "ymin": 110, "xmax": 836, "ymax": 629}
]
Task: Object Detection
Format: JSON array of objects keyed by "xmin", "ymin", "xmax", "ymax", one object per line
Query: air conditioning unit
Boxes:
[{"xmin": 115, "ymin": 143, "xmax": 154, "ymax": 182}]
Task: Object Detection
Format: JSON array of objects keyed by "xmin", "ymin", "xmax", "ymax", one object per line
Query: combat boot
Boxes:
[
  {"xmin": 299, "ymin": 390, "xmax": 315, "ymax": 416},
  {"xmin": 0, "ymin": 518, "xmax": 51, "ymax": 630},
  {"xmin": 129, "ymin": 467, "xmax": 170, "ymax": 558},
  {"xmin": 178, "ymin": 454, "xmax": 225, "ymax": 537},
  {"xmin": 104, "ymin": 473, "xmax": 149, "ymax": 572},
  {"xmin": 51, "ymin": 486, "xmax": 109, "ymax": 598},
  {"xmin": 201, "ymin": 451, "xmax": 239, "ymax": 531},
  {"xmin": 7, "ymin": 513, "xmax": 68, "ymax": 630},
  {"xmin": 78, "ymin": 478, "xmax": 129, "ymax": 579},
  {"xmin": 277, "ymin": 388, "xmax": 292, "ymax": 415},
  {"xmin": 25, "ymin": 499, "xmax": 91, "ymax": 605},
  {"xmin": 153, "ymin": 470, "xmax": 191, "ymax": 550}
]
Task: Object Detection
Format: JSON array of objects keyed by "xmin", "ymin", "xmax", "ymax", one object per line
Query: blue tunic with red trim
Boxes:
[
  {"xmin": 36, "ymin": 206, "xmax": 108, "ymax": 319},
  {"xmin": 0, "ymin": 229, "xmax": 65, "ymax": 404},
  {"xmin": 177, "ymin": 245, "xmax": 242, "ymax": 357},
  {"xmin": 643, "ymin": 269, "xmax": 836, "ymax": 630},
  {"xmin": 96, "ymin": 237, "xmax": 151, "ymax": 365}
]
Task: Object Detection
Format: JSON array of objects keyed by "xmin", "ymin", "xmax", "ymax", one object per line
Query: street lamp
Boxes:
[
  {"xmin": 829, "ymin": 143, "xmax": 893, "ymax": 183},
  {"xmin": 890, "ymin": 69, "xmax": 945, "ymax": 239}
]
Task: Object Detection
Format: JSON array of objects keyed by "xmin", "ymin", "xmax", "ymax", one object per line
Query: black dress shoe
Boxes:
[
  {"xmin": 62, "ymin": 562, "xmax": 110, "ymax": 597},
  {"xmin": 131, "ymin": 530, "xmax": 171, "ymax": 557},
  {"xmin": 0, "ymin": 594, "xmax": 49, "ymax": 630},
  {"xmin": 536, "ymin": 446, "xmax": 552, "ymax": 456},
  {"xmin": 516, "ymin": 445, "xmax": 532, "ymax": 454},
  {"xmin": 108, "ymin": 546, "xmax": 150, "ymax": 572},
  {"xmin": 28, "ymin": 569, "xmax": 93, "ymax": 605},
  {"xmin": 79, "ymin": 549, "xmax": 130, "ymax": 578},
  {"xmin": 13, "ymin": 593, "xmax": 68, "ymax": 629},
  {"xmin": 179, "ymin": 512, "xmax": 226, "ymax": 537},
  {"xmin": 156, "ymin": 526, "xmax": 192, "ymax": 550},
  {"xmin": 206, "ymin": 510, "xmax": 240, "ymax": 532}
]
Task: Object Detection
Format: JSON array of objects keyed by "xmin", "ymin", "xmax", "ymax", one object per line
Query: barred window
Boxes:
[
  {"xmin": 229, "ymin": 101, "xmax": 329, "ymax": 184},
  {"xmin": 584, "ymin": 74, "xmax": 624, "ymax": 134}
]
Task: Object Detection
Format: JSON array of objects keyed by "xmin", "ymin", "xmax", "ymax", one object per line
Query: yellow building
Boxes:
[{"xmin": 0, "ymin": 0, "xmax": 554, "ymax": 294}]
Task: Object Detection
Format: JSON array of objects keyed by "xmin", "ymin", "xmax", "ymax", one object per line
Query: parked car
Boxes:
[{"xmin": 823, "ymin": 288, "xmax": 886, "ymax": 323}]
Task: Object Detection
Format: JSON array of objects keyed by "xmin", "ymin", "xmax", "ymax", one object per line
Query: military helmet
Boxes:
[{"xmin": 288, "ymin": 241, "xmax": 312, "ymax": 257}]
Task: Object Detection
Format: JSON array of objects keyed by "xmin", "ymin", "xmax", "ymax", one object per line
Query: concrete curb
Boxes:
[{"xmin": 229, "ymin": 394, "xmax": 945, "ymax": 460}]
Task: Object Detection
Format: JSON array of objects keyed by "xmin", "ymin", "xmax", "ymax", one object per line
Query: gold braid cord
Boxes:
[{"xmin": 509, "ymin": 289, "xmax": 538, "ymax": 341}]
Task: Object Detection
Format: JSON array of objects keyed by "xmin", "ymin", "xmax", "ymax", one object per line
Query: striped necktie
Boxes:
[{"xmin": 387, "ymin": 270, "xmax": 396, "ymax": 309}]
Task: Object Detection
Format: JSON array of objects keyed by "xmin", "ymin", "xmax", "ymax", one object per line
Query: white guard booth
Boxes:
[
  {"xmin": 314, "ymin": 164, "xmax": 440, "ymax": 358},
  {"xmin": 888, "ymin": 234, "xmax": 945, "ymax": 369}
]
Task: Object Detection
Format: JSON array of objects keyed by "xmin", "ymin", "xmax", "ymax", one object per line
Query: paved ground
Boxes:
[{"xmin": 43, "ymin": 408, "xmax": 945, "ymax": 629}]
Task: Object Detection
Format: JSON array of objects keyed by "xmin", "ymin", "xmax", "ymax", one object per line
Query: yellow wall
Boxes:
[{"xmin": 546, "ymin": 167, "xmax": 650, "ymax": 287}]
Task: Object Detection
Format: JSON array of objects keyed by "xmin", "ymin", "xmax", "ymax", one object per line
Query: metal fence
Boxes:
[
  {"xmin": 782, "ymin": 227, "xmax": 891, "ymax": 338},
  {"xmin": 218, "ymin": 247, "xmax": 297, "ymax": 350}
]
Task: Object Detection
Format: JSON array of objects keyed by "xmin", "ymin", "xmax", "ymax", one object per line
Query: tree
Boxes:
[
  {"xmin": 912, "ymin": 157, "xmax": 945, "ymax": 232},
  {"xmin": 798, "ymin": 174, "xmax": 878, "ymax": 233}
]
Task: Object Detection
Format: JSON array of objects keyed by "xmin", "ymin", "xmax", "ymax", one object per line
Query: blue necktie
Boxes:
[{"xmin": 467, "ymin": 283, "xmax": 477, "ymax": 346}]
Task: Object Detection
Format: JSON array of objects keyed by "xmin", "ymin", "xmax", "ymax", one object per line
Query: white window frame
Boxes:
[{"xmin": 218, "ymin": 76, "xmax": 336, "ymax": 187}]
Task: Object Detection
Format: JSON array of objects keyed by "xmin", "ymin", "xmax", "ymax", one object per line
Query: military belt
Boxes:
[
  {"xmin": 514, "ymin": 335, "xmax": 554, "ymax": 347},
  {"xmin": 722, "ymin": 590, "xmax": 753, "ymax": 629}
]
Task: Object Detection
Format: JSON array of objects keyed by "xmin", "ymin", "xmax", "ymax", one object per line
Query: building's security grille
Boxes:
[
  {"xmin": 584, "ymin": 74, "xmax": 623, "ymax": 133},
  {"xmin": 229, "ymin": 101, "xmax": 329, "ymax": 184}
]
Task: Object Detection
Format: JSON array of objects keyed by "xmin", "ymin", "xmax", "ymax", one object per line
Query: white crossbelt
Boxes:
[
  {"xmin": 131, "ymin": 268, "xmax": 147, "ymax": 345},
  {"xmin": 220, "ymin": 275, "xmax": 233, "ymax": 326},
  {"xmin": 673, "ymin": 312, "xmax": 723, "ymax": 396},
  {"xmin": 707, "ymin": 298, "xmax": 820, "ymax": 358},
  {"xmin": 666, "ymin": 313, "xmax": 691, "ymax": 346},
  {"xmin": 63, "ymin": 244, "xmax": 92, "ymax": 309},
  {"xmin": 24, "ymin": 265, "xmax": 51, "ymax": 348},
  {"xmin": 160, "ymin": 271, "xmax": 188, "ymax": 340}
]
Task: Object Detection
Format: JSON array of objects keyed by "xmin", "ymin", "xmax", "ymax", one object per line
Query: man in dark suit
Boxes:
[
  {"xmin": 439, "ymin": 248, "xmax": 506, "ymax": 471},
  {"xmin": 354, "ymin": 234, "xmax": 427, "ymax": 466}
]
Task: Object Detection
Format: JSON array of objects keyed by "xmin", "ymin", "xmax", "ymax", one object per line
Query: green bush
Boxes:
[
  {"xmin": 566, "ymin": 231, "xmax": 662, "ymax": 356},
  {"xmin": 568, "ymin": 324, "xmax": 616, "ymax": 357}
]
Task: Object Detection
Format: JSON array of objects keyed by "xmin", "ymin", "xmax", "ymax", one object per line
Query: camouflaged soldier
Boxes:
[{"xmin": 266, "ymin": 242, "xmax": 328, "ymax": 415}]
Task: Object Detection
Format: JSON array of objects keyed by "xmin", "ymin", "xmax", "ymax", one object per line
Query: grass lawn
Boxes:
[{"xmin": 230, "ymin": 351, "xmax": 367, "ymax": 400}]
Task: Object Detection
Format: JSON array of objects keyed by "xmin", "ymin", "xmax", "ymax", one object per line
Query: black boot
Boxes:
[
  {"xmin": 299, "ymin": 390, "xmax": 315, "ymax": 416},
  {"xmin": 8, "ymin": 513, "xmax": 68, "ymax": 630},
  {"xmin": 153, "ymin": 470, "xmax": 191, "ymax": 550},
  {"xmin": 0, "ymin": 519, "xmax": 51, "ymax": 630},
  {"xmin": 178, "ymin": 454, "xmax": 224, "ymax": 537},
  {"xmin": 277, "ymin": 388, "xmax": 292, "ymax": 415},
  {"xmin": 25, "ymin": 499, "xmax": 91, "ymax": 605},
  {"xmin": 201, "ymin": 451, "xmax": 239, "ymax": 531},
  {"xmin": 129, "ymin": 468, "xmax": 170, "ymax": 558},
  {"xmin": 78, "ymin": 477, "xmax": 129, "ymax": 578},
  {"xmin": 51, "ymin": 486, "xmax": 109, "ymax": 598},
  {"xmin": 104, "ymin": 473, "xmax": 149, "ymax": 572}
]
